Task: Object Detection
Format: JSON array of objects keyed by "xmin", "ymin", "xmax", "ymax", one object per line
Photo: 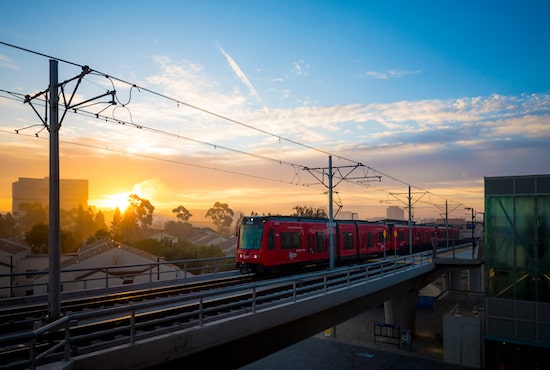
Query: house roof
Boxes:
[
  {"xmin": 0, "ymin": 238, "xmax": 30, "ymax": 255},
  {"xmin": 58, "ymin": 239, "xmax": 175, "ymax": 271},
  {"xmin": 185, "ymin": 227, "xmax": 229, "ymax": 245}
]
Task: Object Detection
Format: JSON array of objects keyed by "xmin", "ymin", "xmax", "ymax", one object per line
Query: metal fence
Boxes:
[
  {"xmin": 0, "ymin": 251, "xmax": 436, "ymax": 370},
  {"xmin": 0, "ymin": 256, "xmax": 236, "ymax": 298}
]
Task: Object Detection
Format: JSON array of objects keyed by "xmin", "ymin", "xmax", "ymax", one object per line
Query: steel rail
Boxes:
[{"xmin": 0, "ymin": 250, "xmax": 445, "ymax": 370}]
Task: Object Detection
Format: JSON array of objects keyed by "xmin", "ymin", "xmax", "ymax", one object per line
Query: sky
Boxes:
[{"xmin": 0, "ymin": 0, "xmax": 549, "ymax": 224}]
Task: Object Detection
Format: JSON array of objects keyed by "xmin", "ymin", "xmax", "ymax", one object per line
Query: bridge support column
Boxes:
[
  {"xmin": 383, "ymin": 289, "xmax": 418, "ymax": 335},
  {"xmin": 469, "ymin": 266, "xmax": 483, "ymax": 292},
  {"xmin": 449, "ymin": 271, "xmax": 464, "ymax": 291}
]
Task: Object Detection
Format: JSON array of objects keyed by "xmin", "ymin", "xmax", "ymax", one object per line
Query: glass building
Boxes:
[{"xmin": 484, "ymin": 174, "xmax": 550, "ymax": 368}]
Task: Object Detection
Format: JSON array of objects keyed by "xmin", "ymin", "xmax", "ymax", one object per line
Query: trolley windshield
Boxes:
[{"xmin": 238, "ymin": 222, "xmax": 264, "ymax": 250}]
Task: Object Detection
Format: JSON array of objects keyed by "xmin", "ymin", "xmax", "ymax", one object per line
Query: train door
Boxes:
[
  {"xmin": 337, "ymin": 223, "xmax": 356, "ymax": 261},
  {"xmin": 305, "ymin": 225, "xmax": 329, "ymax": 264},
  {"xmin": 358, "ymin": 223, "xmax": 390, "ymax": 258},
  {"xmin": 395, "ymin": 225, "xmax": 408, "ymax": 253},
  {"xmin": 357, "ymin": 223, "xmax": 373, "ymax": 259}
]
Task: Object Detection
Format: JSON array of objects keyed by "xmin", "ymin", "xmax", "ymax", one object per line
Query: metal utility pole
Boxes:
[
  {"xmin": 382, "ymin": 187, "xmax": 427, "ymax": 255},
  {"xmin": 408, "ymin": 186, "xmax": 412, "ymax": 254},
  {"xmin": 21, "ymin": 61, "xmax": 114, "ymax": 322},
  {"xmin": 304, "ymin": 157, "xmax": 380, "ymax": 270},
  {"xmin": 446, "ymin": 200, "xmax": 449, "ymax": 250},
  {"xmin": 429, "ymin": 200, "xmax": 462, "ymax": 258},
  {"xmin": 466, "ymin": 207, "xmax": 475, "ymax": 259},
  {"xmin": 48, "ymin": 60, "xmax": 61, "ymax": 321},
  {"xmin": 328, "ymin": 156, "xmax": 335, "ymax": 270}
]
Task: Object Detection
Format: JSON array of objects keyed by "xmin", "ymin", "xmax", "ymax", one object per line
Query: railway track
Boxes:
[
  {"xmin": 0, "ymin": 254, "xmax": 435, "ymax": 370},
  {"xmin": 0, "ymin": 274, "xmax": 255, "ymax": 336}
]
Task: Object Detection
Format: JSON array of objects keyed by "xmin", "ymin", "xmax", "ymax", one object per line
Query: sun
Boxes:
[{"xmin": 103, "ymin": 192, "xmax": 132, "ymax": 212}]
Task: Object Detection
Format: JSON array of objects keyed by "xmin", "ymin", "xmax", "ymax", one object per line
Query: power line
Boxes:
[
  {"xmin": 0, "ymin": 128, "xmax": 311, "ymax": 187},
  {"xmin": 0, "ymin": 41, "xmax": 467, "ymax": 209},
  {"xmin": 1, "ymin": 41, "xmax": 378, "ymax": 175}
]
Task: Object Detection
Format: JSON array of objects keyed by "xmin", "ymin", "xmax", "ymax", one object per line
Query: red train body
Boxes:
[{"xmin": 236, "ymin": 216, "xmax": 460, "ymax": 274}]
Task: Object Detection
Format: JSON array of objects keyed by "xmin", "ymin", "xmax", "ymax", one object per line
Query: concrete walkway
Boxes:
[{"xmin": 241, "ymin": 303, "xmax": 477, "ymax": 370}]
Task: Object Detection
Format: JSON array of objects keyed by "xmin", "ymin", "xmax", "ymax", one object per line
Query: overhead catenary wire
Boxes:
[
  {"xmin": 0, "ymin": 40, "xmax": 466, "ymax": 209},
  {"xmin": 0, "ymin": 41, "xmax": 384, "ymax": 178},
  {"xmin": 0, "ymin": 128, "xmax": 312, "ymax": 188}
]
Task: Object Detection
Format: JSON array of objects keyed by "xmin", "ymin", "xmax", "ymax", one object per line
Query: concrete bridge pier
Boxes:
[
  {"xmin": 383, "ymin": 289, "xmax": 418, "ymax": 335},
  {"xmin": 447, "ymin": 266, "xmax": 484, "ymax": 293}
]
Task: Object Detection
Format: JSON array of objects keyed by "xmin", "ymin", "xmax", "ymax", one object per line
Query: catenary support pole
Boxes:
[
  {"xmin": 408, "ymin": 185, "xmax": 412, "ymax": 255},
  {"xmin": 446, "ymin": 200, "xmax": 449, "ymax": 250},
  {"xmin": 328, "ymin": 155, "xmax": 335, "ymax": 270},
  {"xmin": 48, "ymin": 59, "xmax": 61, "ymax": 321}
]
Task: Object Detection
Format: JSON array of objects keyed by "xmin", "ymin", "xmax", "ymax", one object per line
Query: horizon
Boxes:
[{"xmin": 4, "ymin": 175, "xmax": 479, "ymax": 227}]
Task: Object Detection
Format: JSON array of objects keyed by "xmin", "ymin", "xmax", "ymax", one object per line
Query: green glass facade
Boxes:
[{"xmin": 485, "ymin": 175, "xmax": 550, "ymax": 302}]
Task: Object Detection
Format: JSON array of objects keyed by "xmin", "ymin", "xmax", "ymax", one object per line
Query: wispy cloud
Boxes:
[
  {"xmin": 364, "ymin": 69, "xmax": 422, "ymax": 79},
  {"xmin": 0, "ymin": 54, "xmax": 20, "ymax": 70},
  {"xmin": 292, "ymin": 60, "xmax": 310, "ymax": 76},
  {"xmin": 217, "ymin": 43, "xmax": 269, "ymax": 116},
  {"xmin": 41, "ymin": 57, "xmax": 548, "ymax": 204}
]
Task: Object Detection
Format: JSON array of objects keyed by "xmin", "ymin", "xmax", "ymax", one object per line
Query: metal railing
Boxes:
[
  {"xmin": 0, "ymin": 256, "xmax": 236, "ymax": 298},
  {"xmin": 0, "ymin": 250, "xmax": 438, "ymax": 369}
]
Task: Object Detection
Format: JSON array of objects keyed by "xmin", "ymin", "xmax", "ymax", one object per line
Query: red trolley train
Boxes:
[{"xmin": 236, "ymin": 216, "xmax": 460, "ymax": 274}]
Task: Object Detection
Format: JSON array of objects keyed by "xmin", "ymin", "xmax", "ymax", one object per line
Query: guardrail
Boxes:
[
  {"xmin": 0, "ymin": 256, "xmax": 236, "ymax": 298},
  {"xmin": 0, "ymin": 250, "xmax": 438, "ymax": 370}
]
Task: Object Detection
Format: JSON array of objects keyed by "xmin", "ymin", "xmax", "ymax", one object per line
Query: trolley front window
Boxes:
[{"xmin": 239, "ymin": 223, "xmax": 264, "ymax": 250}]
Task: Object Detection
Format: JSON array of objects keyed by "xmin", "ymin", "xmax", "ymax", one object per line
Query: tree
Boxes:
[
  {"xmin": 172, "ymin": 205, "xmax": 192, "ymax": 222},
  {"xmin": 205, "ymin": 202, "xmax": 234, "ymax": 237},
  {"xmin": 69, "ymin": 204, "xmax": 97, "ymax": 243},
  {"xmin": 87, "ymin": 228, "xmax": 110, "ymax": 244},
  {"xmin": 0, "ymin": 212, "xmax": 18, "ymax": 237},
  {"xmin": 60, "ymin": 230, "xmax": 79, "ymax": 253},
  {"xmin": 128, "ymin": 194, "xmax": 155, "ymax": 230},
  {"xmin": 94, "ymin": 210, "xmax": 108, "ymax": 234},
  {"xmin": 119, "ymin": 207, "xmax": 141, "ymax": 243},
  {"xmin": 111, "ymin": 207, "xmax": 123, "ymax": 241},
  {"xmin": 16, "ymin": 202, "xmax": 48, "ymax": 233},
  {"xmin": 25, "ymin": 223, "xmax": 49, "ymax": 254},
  {"xmin": 164, "ymin": 220, "xmax": 193, "ymax": 240},
  {"xmin": 291, "ymin": 205, "xmax": 327, "ymax": 218}
]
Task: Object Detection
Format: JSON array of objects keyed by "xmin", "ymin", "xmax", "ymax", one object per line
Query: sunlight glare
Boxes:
[{"xmin": 105, "ymin": 192, "xmax": 132, "ymax": 212}]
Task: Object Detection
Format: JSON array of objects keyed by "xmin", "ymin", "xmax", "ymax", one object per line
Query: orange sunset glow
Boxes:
[{"xmin": 1, "ymin": 2, "xmax": 548, "ymax": 225}]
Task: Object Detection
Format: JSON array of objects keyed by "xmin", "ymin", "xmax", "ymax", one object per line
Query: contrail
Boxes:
[{"xmin": 217, "ymin": 43, "xmax": 269, "ymax": 116}]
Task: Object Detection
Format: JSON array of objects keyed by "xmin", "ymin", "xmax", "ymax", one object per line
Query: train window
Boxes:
[
  {"xmin": 267, "ymin": 228, "xmax": 275, "ymax": 250},
  {"xmin": 280, "ymin": 231, "xmax": 301, "ymax": 249},
  {"xmin": 378, "ymin": 231, "xmax": 385, "ymax": 242},
  {"xmin": 399, "ymin": 231, "xmax": 405, "ymax": 241},
  {"xmin": 343, "ymin": 232, "xmax": 354, "ymax": 250},
  {"xmin": 316, "ymin": 232, "xmax": 325, "ymax": 252},
  {"xmin": 239, "ymin": 223, "xmax": 264, "ymax": 250}
]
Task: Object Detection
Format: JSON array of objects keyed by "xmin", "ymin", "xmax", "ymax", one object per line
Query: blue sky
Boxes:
[{"xmin": 0, "ymin": 0, "xmax": 549, "ymax": 221}]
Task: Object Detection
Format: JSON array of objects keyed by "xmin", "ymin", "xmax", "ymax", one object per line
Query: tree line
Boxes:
[
  {"xmin": 0, "ymin": 198, "xmax": 325, "ymax": 257},
  {"xmin": 0, "ymin": 197, "xmax": 236, "ymax": 255}
]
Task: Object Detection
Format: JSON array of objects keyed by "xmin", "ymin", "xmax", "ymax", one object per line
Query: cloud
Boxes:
[
  {"xmin": 365, "ymin": 69, "xmax": 422, "ymax": 79},
  {"xmin": 9, "ymin": 55, "xmax": 544, "ymax": 214},
  {"xmin": 217, "ymin": 43, "xmax": 268, "ymax": 116},
  {"xmin": 292, "ymin": 60, "xmax": 310, "ymax": 76},
  {"xmin": 0, "ymin": 54, "xmax": 20, "ymax": 70}
]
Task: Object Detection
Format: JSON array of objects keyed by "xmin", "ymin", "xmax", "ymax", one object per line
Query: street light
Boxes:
[{"xmin": 465, "ymin": 207, "xmax": 475, "ymax": 259}]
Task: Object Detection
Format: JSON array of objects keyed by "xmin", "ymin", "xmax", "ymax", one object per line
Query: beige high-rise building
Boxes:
[
  {"xmin": 386, "ymin": 205, "xmax": 404, "ymax": 220},
  {"xmin": 11, "ymin": 177, "xmax": 88, "ymax": 214}
]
